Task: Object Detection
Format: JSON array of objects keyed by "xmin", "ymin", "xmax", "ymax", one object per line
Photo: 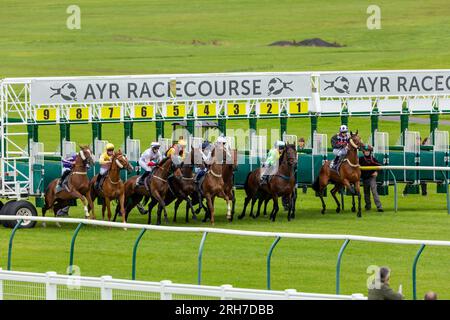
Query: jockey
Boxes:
[
  {"xmin": 166, "ymin": 138, "xmax": 187, "ymax": 160},
  {"xmin": 261, "ymin": 140, "xmax": 285, "ymax": 181},
  {"xmin": 137, "ymin": 142, "xmax": 163, "ymax": 186},
  {"xmin": 331, "ymin": 124, "xmax": 350, "ymax": 170},
  {"xmin": 194, "ymin": 140, "xmax": 213, "ymax": 183},
  {"xmin": 58, "ymin": 152, "xmax": 77, "ymax": 190},
  {"xmin": 95, "ymin": 143, "xmax": 115, "ymax": 190}
]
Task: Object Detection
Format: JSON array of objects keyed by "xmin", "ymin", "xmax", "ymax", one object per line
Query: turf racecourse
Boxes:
[
  {"xmin": 1, "ymin": 0, "xmax": 450, "ymax": 299},
  {"xmin": 1, "ymin": 187, "xmax": 450, "ymax": 299}
]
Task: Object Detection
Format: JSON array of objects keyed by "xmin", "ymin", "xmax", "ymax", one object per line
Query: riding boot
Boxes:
[
  {"xmin": 137, "ymin": 170, "xmax": 151, "ymax": 187},
  {"xmin": 332, "ymin": 156, "xmax": 340, "ymax": 170},
  {"xmin": 95, "ymin": 173, "xmax": 104, "ymax": 191},
  {"xmin": 59, "ymin": 170, "xmax": 71, "ymax": 188}
]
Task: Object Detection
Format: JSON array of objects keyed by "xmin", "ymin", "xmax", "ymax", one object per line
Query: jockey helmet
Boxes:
[
  {"xmin": 275, "ymin": 140, "xmax": 285, "ymax": 149},
  {"xmin": 151, "ymin": 142, "xmax": 161, "ymax": 148},
  {"xmin": 339, "ymin": 125, "xmax": 348, "ymax": 133},
  {"xmin": 216, "ymin": 136, "xmax": 227, "ymax": 144},
  {"xmin": 178, "ymin": 139, "xmax": 187, "ymax": 146},
  {"xmin": 106, "ymin": 143, "xmax": 115, "ymax": 151}
]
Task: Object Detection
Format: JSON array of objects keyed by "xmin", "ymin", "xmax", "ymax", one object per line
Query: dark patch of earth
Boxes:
[{"xmin": 269, "ymin": 38, "xmax": 344, "ymax": 47}]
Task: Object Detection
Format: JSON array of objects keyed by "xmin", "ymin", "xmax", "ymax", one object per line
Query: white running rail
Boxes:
[
  {"xmin": 0, "ymin": 269, "xmax": 366, "ymax": 300},
  {"xmin": 1, "ymin": 215, "xmax": 450, "ymax": 246}
]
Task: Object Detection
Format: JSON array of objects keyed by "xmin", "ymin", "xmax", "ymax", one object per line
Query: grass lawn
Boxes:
[
  {"xmin": 1, "ymin": 186, "xmax": 450, "ymax": 299},
  {"xmin": 1, "ymin": 0, "xmax": 450, "ymax": 300}
]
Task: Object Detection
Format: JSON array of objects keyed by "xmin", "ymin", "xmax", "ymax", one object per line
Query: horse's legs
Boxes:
[
  {"xmin": 238, "ymin": 195, "xmax": 251, "ymax": 220},
  {"xmin": 331, "ymin": 185, "xmax": 341, "ymax": 213},
  {"xmin": 119, "ymin": 192, "xmax": 126, "ymax": 223},
  {"xmin": 156, "ymin": 204, "xmax": 163, "ymax": 225},
  {"xmin": 187, "ymin": 197, "xmax": 197, "ymax": 221},
  {"xmin": 269, "ymin": 195, "xmax": 279, "ymax": 222},
  {"xmin": 351, "ymin": 193, "xmax": 356, "ymax": 213},
  {"xmin": 153, "ymin": 190, "xmax": 168, "ymax": 224},
  {"xmin": 220, "ymin": 191, "xmax": 232, "ymax": 222},
  {"xmin": 263, "ymin": 197, "xmax": 270, "ymax": 216},
  {"xmin": 147, "ymin": 198, "xmax": 158, "ymax": 225},
  {"xmin": 85, "ymin": 190, "xmax": 95, "ymax": 220},
  {"xmin": 291, "ymin": 188, "xmax": 297, "ymax": 219},
  {"xmin": 230, "ymin": 188, "xmax": 236, "ymax": 221},
  {"xmin": 206, "ymin": 195, "xmax": 215, "ymax": 225},
  {"xmin": 104, "ymin": 197, "xmax": 112, "ymax": 222},
  {"xmin": 255, "ymin": 197, "xmax": 264, "ymax": 218},
  {"xmin": 249, "ymin": 197, "xmax": 258, "ymax": 218},
  {"xmin": 101, "ymin": 202, "xmax": 106, "ymax": 221},
  {"xmin": 173, "ymin": 198, "xmax": 183, "ymax": 222},
  {"xmin": 67, "ymin": 189, "xmax": 90, "ymax": 218}
]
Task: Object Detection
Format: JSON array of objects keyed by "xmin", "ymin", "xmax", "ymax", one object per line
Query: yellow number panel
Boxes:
[
  {"xmin": 36, "ymin": 108, "xmax": 57, "ymax": 122},
  {"xmin": 134, "ymin": 105, "xmax": 154, "ymax": 119},
  {"xmin": 258, "ymin": 102, "xmax": 279, "ymax": 115},
  {"xmin": 69, "ymin": 107, "xmax": 89, "ymax": 121},
  {"xmin": 100, "ymin": 106, "xmax": 121, "ymax": 119},
  {"xmin": 226, "ymin": 103, "xmax": 247, "ymax": 116},
  {"xmin": 288, "ymin": 101, "xmax": 308, "ymax": 114},
  {"xmin": 166, "ymin": 104, "xmax": 186, "ymax": 117},
  {"xmin": 197, "ymin": 103, "xmax": 217, "ymax": 117}
]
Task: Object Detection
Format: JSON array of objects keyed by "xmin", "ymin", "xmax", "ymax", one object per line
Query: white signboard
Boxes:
[
  {"xmin": 320, "ymin": 71, "xmax": 450, "ymax": 97},
  {"xmin": 30, "ymin": 73, "xmax": 311, "ymax": 105}
]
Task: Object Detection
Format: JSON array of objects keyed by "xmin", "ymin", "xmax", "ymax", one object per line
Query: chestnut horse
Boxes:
[
  {"xmin": 42, "ymin": 146, "xmax": 95, "ymax": 225},
  {"xmin": 311, "ymin": 131, "xmax": 364, "ymax": 217},
  {"xmin": 89, "ymin": 150, "xmax": 132, "ymax": 223},
  {"xmin": 199, "ymin": 144, "xmax": 232, "ymax": 225},
  {"xmin": 116, "ymin": 155, "xmax": 183, "ymax": 224}
]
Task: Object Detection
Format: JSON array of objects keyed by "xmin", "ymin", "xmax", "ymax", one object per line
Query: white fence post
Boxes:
[
  {"xmin": 101, "ymin": 275, "xmax": 113, "ymax": 300},
  {"xmin": 351, "ymin": 293, "xmax": 365, "ymax": 300},
  {"xmin": 46, "ymin": 271, "xmax": 57, "ymax": 300},
  {"xmin": 160, "ymin": 280, "xmax": 172, "ymax": 300},
  {"xmin": 220, "ymin": 284, "xmax": 233, "ymax": 300},
  {"xmin": 284, "ymin": 289, "xmax": 297, "ymax": 299}
]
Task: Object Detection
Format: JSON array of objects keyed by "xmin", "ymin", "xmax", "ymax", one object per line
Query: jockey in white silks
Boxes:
[{"xmin": 137, "ymin": 142, "xmax": 163, "ymax": 186}]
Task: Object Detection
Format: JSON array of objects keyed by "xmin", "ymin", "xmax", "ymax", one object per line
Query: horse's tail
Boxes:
[
  {"xmin": 243, "ymin": 171, "xmax": 253, "ymax": 194},
  {"xmin": 311, "ymin": 175, "xmax": 320, "ymax": 192}
]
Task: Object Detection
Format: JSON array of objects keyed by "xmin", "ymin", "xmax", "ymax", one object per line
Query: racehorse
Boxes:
[
  {"xmin": 239, "ymin": 144, "xmax": 297, "ymax": 221},
  {"xmin": 117, "ymin": 155, "xmax": 183, "ymax": 224},
  {"xmin": 42, "ymin": 146, "xmax": 95, "ymax": 225},
  {"xmin": 89, "ymin": 150, "xmax": 132, "ymax": 223},
  {"xmin": 198, "ymin": 144, "xmax": 232, "ymax": 225},
  {"xmin": 311, "ymin": 131, "xmax": 364, "ymax": 217}
]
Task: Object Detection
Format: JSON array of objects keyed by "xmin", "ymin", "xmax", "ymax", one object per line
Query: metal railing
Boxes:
[
  {"xmin": 0, "ymin": 269, "xmax": 366, "ymax": 300},
  {"xmin": 0, "ymin": 215, "xmax": 449, "ymax": 300}
]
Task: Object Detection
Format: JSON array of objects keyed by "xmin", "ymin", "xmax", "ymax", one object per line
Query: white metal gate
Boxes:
[
  {"xmin": 250, "ymin": 135, "xmax": 267, "ymax": 166},
  {"xmin": 126, "ymin": 138, "xmax": 141, "ymax": 162},
  {"xmin": 94, "ymin": 139, "xmax": 109, "ymax": 161},
  {"xmin": 62, "ymin": 140, "xmax": 76, "ymax": 159}
]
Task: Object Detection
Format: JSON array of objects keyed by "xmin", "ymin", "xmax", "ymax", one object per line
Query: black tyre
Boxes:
[{"xmin": 1, "ymin": 200, "xmax": 37, "ymax": 229}]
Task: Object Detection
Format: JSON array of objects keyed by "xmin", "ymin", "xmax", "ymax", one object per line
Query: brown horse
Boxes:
[
  {"xmin": 89, "ymin": 150, "xmax": 132, "ymax": 223},
  {"xmin": 117, "ymin": 155, "xmax": 183, "ymax": 224},
  {"xmin": 239, "ymin": 144, "xmax": 297, "ymax": 221},
  {"xmin": 311, "ymin": 131, "xmax": 364, "ymax": 217},
  {"xmin": 199, "ymin": 144, "xmax": 232, "ymax": 225},
  {"xmin": 42, "ymin": 146, "xmax": 95, "ymax": 225}
]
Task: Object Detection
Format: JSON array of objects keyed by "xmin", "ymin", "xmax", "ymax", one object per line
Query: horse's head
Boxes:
[
  {"xmin": 114, "ymin": 150, "xmax": 133, "ymax": 172},
  {"xmin": 281, "ymin": 144, "xmax": 298, "ymax": 167},
  {"xmin": 349, "ymin": 130, "xmax": 364, "ymax": 150},
  {"xmin": 78, "ymin": 145, "xmax": 95, "ymax": 166}
]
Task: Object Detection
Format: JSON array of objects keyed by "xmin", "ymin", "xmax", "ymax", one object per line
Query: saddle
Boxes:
[
  {"xmin": 136, "ymin": 172, "xmax": 152, "ymax": 190},
  {"xmin": 330, "ymin": 157, "xmax": 345, "ymax": 173}
]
